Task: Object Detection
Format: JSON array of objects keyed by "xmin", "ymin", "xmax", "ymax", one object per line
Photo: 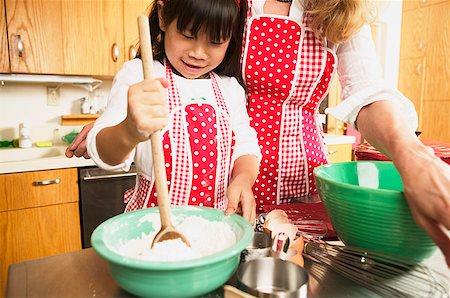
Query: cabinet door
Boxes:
[
  {"xmin": 399, "ymin": 6, "xmax": 429, "ymax": 60},
  {"xmin": 123, "ymin": 0, "xmax": 153, "ymax": 61},
  {"xmin": 62, "ymin": 0, "xmax": 124, "ymax": 76},
  {"xmin": 5, "ymin": 0, "xmax": 64, "ymax": 74},
  {"xmin": 398, "ymin": 57, "xmax": 426, "ymax": 129},
  {"xmin": 1, "ymin": 0, "xmax": 10, "ymax": 72},
  {"xmin": 0, "ymin": 203, "xmax": 81, "ymax": 295},
  {"xmin": 421, "ymin": 101, "xmax": 450, "ymax": 142},
  {"xmin": 423, "ymin": 1, "xmax": 449, "ymax": 101}
]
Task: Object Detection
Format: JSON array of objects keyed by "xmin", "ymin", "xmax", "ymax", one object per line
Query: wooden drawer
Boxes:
[
  {"xmin": 0, "ymin": 168, "xmax": 79, "ymax": 212},
  {"xmin": 327, "ymin": 144, "xmax": 353, "ymax": 163}
]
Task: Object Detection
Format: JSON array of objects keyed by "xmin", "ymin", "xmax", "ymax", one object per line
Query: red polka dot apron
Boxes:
[
  {"xmin": 124, "ymin": 62, "xmax": 234, "ymax": 212},
  {"xmin": 243, "ymin": 7, "xmax": 336, "ymax": 212}
]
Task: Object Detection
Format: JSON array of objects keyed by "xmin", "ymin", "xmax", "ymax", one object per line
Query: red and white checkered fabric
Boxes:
[{"xmin": 243, "ymin": 13, "xmax": 336, "ymax": 212}]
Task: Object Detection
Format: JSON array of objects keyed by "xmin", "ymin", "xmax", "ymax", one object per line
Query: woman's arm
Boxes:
[{"xmin": 357, "ymin": 100, "xmax": 450, "ymax": 267}]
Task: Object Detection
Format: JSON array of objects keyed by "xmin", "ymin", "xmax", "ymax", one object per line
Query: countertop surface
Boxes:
[
  {"xmin": 0, "ymin": 146, "xmax": 95, "ymax": 174},
  {"xmin": 6, "ymin": 247, "xmax": 449, "ymax": 297},
  {"xmin": 0, "ymin": 134, "xmax": 355, "ymax": 174}
]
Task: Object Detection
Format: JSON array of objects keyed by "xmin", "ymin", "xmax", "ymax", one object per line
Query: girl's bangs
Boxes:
[{"xmin": 176, "ymin": 0, "xmax": 238, "ymax": 41}]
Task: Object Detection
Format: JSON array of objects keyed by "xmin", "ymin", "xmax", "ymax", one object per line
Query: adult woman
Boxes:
[{"xmin": 67, "ymin": 0, "xmax": 450, "ymax": 266}]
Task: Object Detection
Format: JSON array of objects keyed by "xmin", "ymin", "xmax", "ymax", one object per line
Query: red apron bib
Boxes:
[
  {"xmin": 124, "ymin": 62, "xmax": 234, "ymax": 212},
  {"xmin": 243, "ymin": 5, "xmax": 336, "ymax": 212}
]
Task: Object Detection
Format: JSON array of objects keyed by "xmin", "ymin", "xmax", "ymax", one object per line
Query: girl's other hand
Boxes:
[
  {"xmin": 125, "ymin": 77, "xmax": 169, "ymax": 143},
  {"xmin": 225, "ymin": 174, "xmax": 256, "ymax": 223},
  {"xmin": 65, "ymin": 122, "xmax": 94, "ymax": 159}
]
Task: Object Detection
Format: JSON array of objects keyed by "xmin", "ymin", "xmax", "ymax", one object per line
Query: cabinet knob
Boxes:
[
  {"xmin": 16, "ymin": 35, "xmax": 23, "ymax": 57},
  {"xmin": 129, "ymin": 45, "xmax": 137, "ymax": 60},
  {"xmin": 416, "ymin": 63, "xmax": 422, "ymax": 75},
  {"xmin": 418, "ymin": 41, "xmax": 425, "ymax": 51},
  {"xmin": 111, "ymin": 43, "xmax": 119, "ymax": 62}
]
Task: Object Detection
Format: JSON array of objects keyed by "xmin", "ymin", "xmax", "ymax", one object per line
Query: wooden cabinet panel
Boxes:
[
  {"xmin": 61, "ymin": 0, "xmax": 124, "ymax": 76},
  {"xmin": 421, "ymin": 101, "xmax": 450, "ymax": 142},
  {"xmin": 5, "ymin": 0, "xmax": 64, "ymax": 74},
  {"xmin": 1, "ymin": 0, "xmax": 10, "ymax": 73},
  {"xmin": 327, "ymin": 144, "xmax": 353, "ymax": 163},
  {"xmin": 398, "ymin": 57, "xmax": 425, "ymax": 127},
  {"xmin": 123, "ymin": 0, "xmax": 153, "ymax": 61},
  {"xmin": 399, "ymin": 7, "xmax": 429, "ymax": 59},
  {"xmin": 403, "ymin": 0, "xmax": 448, "ymax": 11},
  {"xmin": 399, "ymin": 0, "xmax": 449, "ymax": 143},
  {"xmin": 0, "ymin": 168, "xmax": 78, "ymax": 212},
  {"xmin": 423, "ymin": 1, "xmax": 449, "ymax": 101},
  {"xmin": 0, "ymin": 202, "xmax": 81, "ymax": 295}
]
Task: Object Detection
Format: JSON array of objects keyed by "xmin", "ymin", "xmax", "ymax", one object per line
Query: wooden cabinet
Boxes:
[
  {"xmin": 1, "ymin": 0, "xmax": 10, "ymax": 73},
  {"xmin": 123, "ymin": 0, "xmax": 153, "ymax": 61},
  {"xmin": 61, "ymin": 0, "xmax": 124, "ymax": 76},
  {"xmin": 5, "ymin": 0, "xmax": 65, "ymax": 74},
  {"xmin": 0, "ymin": 168, "xmax": 81, "ymax": 295},
  {"xmin": 398, "ymin": 0, "xmax": 450, "ymax": 142},
  {"xmin": 4, "ymin": 0, "xmax": 126, "ymax": 77},
  {"xmin": 327, "ymin": 144, "xmax": 353, "ymax": 163}
]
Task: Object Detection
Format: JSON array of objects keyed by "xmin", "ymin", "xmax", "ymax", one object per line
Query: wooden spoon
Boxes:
[{"xmin": 137, "ymin": 15, "xmax": 190, "ymax": 248}]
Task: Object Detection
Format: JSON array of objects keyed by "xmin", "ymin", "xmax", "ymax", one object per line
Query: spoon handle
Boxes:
[{"xmin": 138, "ymin": 15, "xmax": 172, "ymax": 228}]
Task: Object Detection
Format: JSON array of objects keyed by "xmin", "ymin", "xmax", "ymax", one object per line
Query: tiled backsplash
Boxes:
[{"xmin": 0, "ymin": 80, "xmax": 112, "ymax": 143}]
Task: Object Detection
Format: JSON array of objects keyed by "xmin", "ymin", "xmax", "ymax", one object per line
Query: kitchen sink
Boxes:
[{"xmin": 0, "ymin": 146, "xmax": 67, "ymax": 163}]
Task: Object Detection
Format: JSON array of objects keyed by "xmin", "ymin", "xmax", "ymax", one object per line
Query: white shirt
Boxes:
[
  {"xmin": 87, "ymin": 60, "xmax": 261, "ymax": 176},
  {"xmin": 251, "ymin": 0, "xmax": 418, "ymax": 130}
]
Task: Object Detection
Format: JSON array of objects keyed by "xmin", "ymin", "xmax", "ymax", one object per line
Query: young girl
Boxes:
[{"xmin": 87, "ymin": 0, "xmax": 261, "ymax": 222}]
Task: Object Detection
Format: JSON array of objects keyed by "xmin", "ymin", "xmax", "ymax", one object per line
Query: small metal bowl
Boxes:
[
  {"xmin": 237, "ymin": 257, "xmax": 308, "ymax": 297},
  {"xmin": 241, "ymin": 232, "xmax": 272, "ymax": 263}
]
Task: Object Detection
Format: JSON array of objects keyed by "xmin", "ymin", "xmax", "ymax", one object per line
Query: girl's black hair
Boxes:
[{"xmin": 141, "ymin": 0, "xmax": 247, "ymax": 82}]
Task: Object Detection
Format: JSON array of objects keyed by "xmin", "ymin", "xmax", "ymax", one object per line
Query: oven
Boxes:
[{"xmin": 78, "ymin": 165, "xmax": 137, "ymax": 248}]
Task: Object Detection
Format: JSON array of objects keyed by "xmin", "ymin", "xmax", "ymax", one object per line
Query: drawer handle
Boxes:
[
  {"xmin": 33, "ymin": 178, "xmax": 61, "ymax": 186},
  {"xmin": 83, "ymin": 172, "xmax": 136, "ymax": 181}
]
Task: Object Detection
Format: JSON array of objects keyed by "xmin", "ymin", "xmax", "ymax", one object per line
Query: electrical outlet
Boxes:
[{"xmin": 47, "ymin": 87, "xmax": 60, "ymax": 106}]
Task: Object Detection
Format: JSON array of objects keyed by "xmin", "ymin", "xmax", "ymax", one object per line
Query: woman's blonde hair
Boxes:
[{"xmin": 302, "ymin": 0, "xmax": 377, "ymax": 44}]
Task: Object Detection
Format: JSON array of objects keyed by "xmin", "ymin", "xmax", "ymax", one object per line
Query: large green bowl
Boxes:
[
  {"xmin": 314, "ymin": 161, "xmax": 436, "ymax": 262},
  {"xmin": 91, "ymin": 206, "xmax": 253, "ymax": 297}
]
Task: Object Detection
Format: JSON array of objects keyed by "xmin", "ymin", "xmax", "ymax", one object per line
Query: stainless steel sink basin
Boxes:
[{"xmin": 0, "ymin": 146, "xmax": 67, "ymax": 163}]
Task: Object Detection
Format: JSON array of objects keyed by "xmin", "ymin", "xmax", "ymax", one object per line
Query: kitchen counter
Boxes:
[
  {"xmin": 0, "ymin": 134, "xmax": 354, "ymax": 174},
  {"xmin": 6, "ymin": 247, "xmax": 448, "ymax": 297},
  {"xmin": 0, "ymin": 146, "xmax": 95, "ymax": 174}
]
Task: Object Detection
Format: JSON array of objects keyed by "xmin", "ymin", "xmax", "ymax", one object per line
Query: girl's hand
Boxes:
[
  {"xmin": 65, "ymin": 122, "xmax": 94, "ymax": 159},
  {"xmin": 124, "ymin": 78, "xmax": 169, "ymax": 143},
  {"xmin": 394, "ymin": 144, "xmax": 450, "ymax": 267},
  {"xmin": 225, "ymin": 173, "xmax": 256, "ymax": 223}
]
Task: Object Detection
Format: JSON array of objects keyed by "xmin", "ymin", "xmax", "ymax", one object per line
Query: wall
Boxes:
[
  {"xmin": 0, "ymin": 80, "xmax": 112, "ymax": 143},
  {"xmin": 373, "ymin": 0, "xmax": 403, "ymax": 85}
]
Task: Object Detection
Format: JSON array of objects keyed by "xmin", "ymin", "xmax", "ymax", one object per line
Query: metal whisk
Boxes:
[{"xmin": 303, "ymin": 240, "xmax": 449, "ymax": 298}]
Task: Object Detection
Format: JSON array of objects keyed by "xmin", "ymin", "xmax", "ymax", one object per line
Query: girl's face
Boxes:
[{"xmin": 162, "ymin": 20, "xmax": 231, "ymax": 79}]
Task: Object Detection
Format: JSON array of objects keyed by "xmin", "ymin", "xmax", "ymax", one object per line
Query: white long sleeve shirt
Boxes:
[{"xmin": 87, "ymin": 60, "xmax": 261, "ymax": 177}]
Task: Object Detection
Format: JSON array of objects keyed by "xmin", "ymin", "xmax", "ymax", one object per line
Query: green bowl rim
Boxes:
[
  {"xmin": 91, "ymin": 206, "xmax": 253, "ymax": 270},
  {"xmin": 313, "ymin": 161, "xmax": 404, "ymax": 195}
]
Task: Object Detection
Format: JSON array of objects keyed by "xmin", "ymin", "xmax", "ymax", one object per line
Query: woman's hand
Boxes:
[
  {"xmin": 225, "ymin": 173, "xmax": 257, "ymax": 223},
  {"xmin": 124, "ymin": 77, "xmax": 169, "ymax": 144},
  {"xmin": 394, "ymin": 143, "xmax": 450, "ymax": 267}
]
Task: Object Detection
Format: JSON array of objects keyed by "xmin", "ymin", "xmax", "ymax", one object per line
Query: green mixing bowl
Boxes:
[
  {"xmin": 91, "ymin": 206, "xmax": 253, "ymax": 297},
  {"xmin": 314, "ymin": 161, "xmax": 436, "ymax": 262}
]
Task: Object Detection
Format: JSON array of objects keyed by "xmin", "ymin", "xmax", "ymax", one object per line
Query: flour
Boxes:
[{"xmin": 115, "ymin": 214, "xmax": 237, "ymax": 261}]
